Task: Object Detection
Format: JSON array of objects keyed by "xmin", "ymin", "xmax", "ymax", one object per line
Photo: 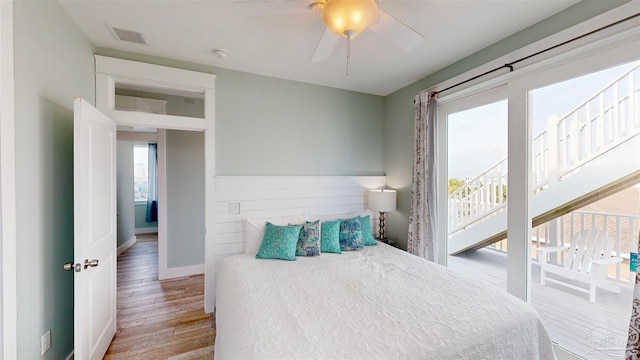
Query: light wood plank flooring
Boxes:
[{"xmin": 105, "ymin": 234, "xmax": 215, "ymax": 359}]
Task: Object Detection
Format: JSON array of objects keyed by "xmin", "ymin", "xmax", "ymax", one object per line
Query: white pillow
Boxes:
[
  {"xmin": 316, "ymin": 212, "xmax": 353, "ymax": 223},
  {"xmin": 244, "ymin": 214, "xmax": 310, "ymax": 254},
  {"xmin": 316, "ymin": 210, "xmax": 376, "ymax": 224}
]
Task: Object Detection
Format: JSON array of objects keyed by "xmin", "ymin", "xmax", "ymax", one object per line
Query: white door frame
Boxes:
[
  {"xmin": 0, "ymin": 0, "xmax": 17, "ymax": 357},
  {"xmin": 95, "ymin": 56, "xmax": 216, "ymax": 312}
]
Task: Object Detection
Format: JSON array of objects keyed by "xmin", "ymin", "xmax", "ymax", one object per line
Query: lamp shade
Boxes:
[{"xmin": 368, "ymin": 189, "xmax": 397, "ymax": 212}]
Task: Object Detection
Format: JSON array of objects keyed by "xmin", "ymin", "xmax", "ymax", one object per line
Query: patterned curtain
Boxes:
[
  {"xmin": 627, "ymin": 231, "xmax": 640, "ymax": 359},
  {"xmin": 407, "ymin": 91, "xmax": 438, "ymax": 262}
]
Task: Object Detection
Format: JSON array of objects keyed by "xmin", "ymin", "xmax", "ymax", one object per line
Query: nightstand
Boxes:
[{"xmin": 377, "ymin": 237, "xmax": 399, "ymax": 248}]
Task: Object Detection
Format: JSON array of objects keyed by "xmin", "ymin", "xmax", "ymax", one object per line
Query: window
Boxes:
[{"xmin": 134, "ymin": 145, "xmax": 149, "ymax": 202}]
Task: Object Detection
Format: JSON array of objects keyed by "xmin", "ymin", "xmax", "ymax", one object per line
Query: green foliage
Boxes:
[{"xmin": 448, "ymin": 178, "xmax": 465, "ymax": 194}]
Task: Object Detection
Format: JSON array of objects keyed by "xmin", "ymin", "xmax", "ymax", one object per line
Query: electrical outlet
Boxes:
[
  {"xmin": 228, "ymin": 203, "xmax": 240, "ymax": 215},
  {"xmin": 41, "ymin": 329, "xmax": 51, "ymax": 355}
]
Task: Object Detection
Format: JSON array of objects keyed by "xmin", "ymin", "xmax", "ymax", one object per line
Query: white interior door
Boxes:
[{"xmin": 73, "ymin": 97, "xmax": 116, "ymax": 359}]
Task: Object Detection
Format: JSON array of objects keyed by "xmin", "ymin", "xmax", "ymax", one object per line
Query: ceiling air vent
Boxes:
[{"xmin": 108, "ymin": 25, "xmax": 147, "ymax": 45}]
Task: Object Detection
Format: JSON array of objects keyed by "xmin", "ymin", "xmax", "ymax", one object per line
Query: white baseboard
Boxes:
[
  {"xmin": 135, "ymin": 227, "xmax": 158, "ymax": 235},
  {"xmin": 161, "ymin": 263, "xmax": 204, "ymax": 280},
  {"xmin": 65, "ymin": 350, "xmax": 74, "ymax": 360},
  {"xmin": 117, "ymin": 236, "xmax": 136, "ymax": 256}
]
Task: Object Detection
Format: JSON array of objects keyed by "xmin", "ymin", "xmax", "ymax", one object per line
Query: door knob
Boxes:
[
  {"xmin": 63, "ymin": 262, "xmax": 81, "ymax": 272},
  {"xmin": 84, "ymin": 259, "xmax": 99, "ymax": 269}
]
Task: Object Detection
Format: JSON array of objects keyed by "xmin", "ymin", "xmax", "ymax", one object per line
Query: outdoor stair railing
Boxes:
[
  {"xmin": 449, "ymin": 64, "xmax": 640, "ymax": 235},
  {"xmin": 448, "ymin": 159, "xmax": 507, "ymax": 234}
]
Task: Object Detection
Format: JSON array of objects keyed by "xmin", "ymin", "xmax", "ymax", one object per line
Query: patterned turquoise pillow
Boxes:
[
  {"xmin": 339, "ymin": 217, "xmax": 364, "ymax": 251},
  {"xmin": 320, "ymin": 220, "xmax": 342, "ymax": 254},
  {"xmin": 294, "ymin": 220, "xmax": 321, "ymax": 256},
  {"xmin": 256, "ymin": 222, "xmax": 302, "ymax": 261},
  {"xmin": 359, "ymin": 215, "xmax": 377, "ymax": 246}
]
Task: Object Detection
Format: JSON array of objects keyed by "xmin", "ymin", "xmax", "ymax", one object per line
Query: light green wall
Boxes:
[
  {"xmin": 135, "ymin": 204, "xmax": 158, "ymax": 230},
  {"xmin": 382, "ymin": 0, "xmax": 629, "ymax": 249},
  {"xmin": 95, "ymin": 48, "xmax": 386, "ymax": 176},
  {"xmin": 13, "ymin": 1, "xmax": 95, "ymax": 358},
  {"xmin": 117, "ymin": 141, "xmax": 136, "ymax": 247},
  {"xmin": 215, "ymin": 72, "xmax": 384, "ymax": 175},
  {"xmin": 166, "ymin": 130, "xmax": 205, "ymax": 268}
]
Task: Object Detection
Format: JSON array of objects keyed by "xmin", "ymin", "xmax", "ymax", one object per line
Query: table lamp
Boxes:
[{"xmin": 368, "ymin": 189, "xmax": 397, "ymax": 240}]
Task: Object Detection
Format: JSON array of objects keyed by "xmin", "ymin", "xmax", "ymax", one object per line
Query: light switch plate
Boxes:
[{"xmin": 228, "ymin": 203, "xmax": 240, "ymax": 215}]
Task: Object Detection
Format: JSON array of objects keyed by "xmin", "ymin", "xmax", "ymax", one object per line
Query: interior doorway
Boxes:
[
  {"xmin": 116, "ymin": 126, "xmax": 206, "ymax": 279},
  {"xmin": 117, "ymin": 130, "xmax": 160, "ymax": 260},
  {"xmin": 95, "ymin": 55, "xmax": 216, "ymax": 313}
]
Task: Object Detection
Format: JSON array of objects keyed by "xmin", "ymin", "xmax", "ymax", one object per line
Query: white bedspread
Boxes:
[{"xmin": 215, "ymin": 243, "xmax": 556, "ymax": 360}]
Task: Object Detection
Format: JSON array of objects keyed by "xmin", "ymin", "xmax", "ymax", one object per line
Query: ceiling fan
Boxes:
[{"xmin": 234, "ymin": 0, "xmax": 424, "ymax": 64}]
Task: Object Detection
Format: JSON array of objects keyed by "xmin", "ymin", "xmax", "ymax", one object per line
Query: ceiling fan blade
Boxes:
[
  {"xmin": 311, "ymin": 27, "xmax": 340, "ymax": 63},
  {"xmin": 234, "ymin": 0, "xmax": 312, "ymax": 15},
  {"xmin": 369, "ymin": 10, "xmax": 424, "ymax": 52}
]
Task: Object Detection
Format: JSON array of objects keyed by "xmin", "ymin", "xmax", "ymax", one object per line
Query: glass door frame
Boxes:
[{"xmin": 437, "ymin": 87, "xmax": 509, "ymax": 267}]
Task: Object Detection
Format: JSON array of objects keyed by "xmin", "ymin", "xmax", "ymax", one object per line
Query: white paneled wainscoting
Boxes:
[{"xmin": 211, "ymin": 176, "xmax": 387, "ymax": 282}]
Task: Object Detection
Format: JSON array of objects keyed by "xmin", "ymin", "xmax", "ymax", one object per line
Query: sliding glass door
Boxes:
[
  {"xmin": 436, "ymin": 28, "xmax": 639, "ymax": 357},
  {"xmin": 528, "ymin": 59, "xmax": 640, "ymax": 358}
]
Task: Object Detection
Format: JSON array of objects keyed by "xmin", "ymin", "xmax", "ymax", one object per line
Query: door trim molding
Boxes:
[
  {"xmin": 0, "ymin": 1, "xmax": 17, "ymax": 357},
  {"xmin": 95, "ymin": 56, "xmax": 217, "ymax": 312}
]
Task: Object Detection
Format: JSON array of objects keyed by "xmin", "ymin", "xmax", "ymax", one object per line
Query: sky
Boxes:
[
  {"xmin": 448, "ymin": 60, "xmax": 639, "ymax": 180},
  {"xmin": 134, "ymin": 145, "xmax": 148, "ymax": 165}
]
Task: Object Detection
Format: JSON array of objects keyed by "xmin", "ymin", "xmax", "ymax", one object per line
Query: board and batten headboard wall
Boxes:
[{"xmin": 212, "ymin": 176, "xmax": 386, "ymax": 274}]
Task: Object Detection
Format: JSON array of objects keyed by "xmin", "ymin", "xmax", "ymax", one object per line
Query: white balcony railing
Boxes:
[
  {"xmin": 491, "ymin": 211, "xmax": 640, "ymax": 284},
  {"xmin": 449, "ymin": 64, "xmax": 640, "ymax": 234}
]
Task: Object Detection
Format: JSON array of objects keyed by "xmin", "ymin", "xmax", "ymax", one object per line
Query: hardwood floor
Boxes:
[{"xmin": 105, "ymin": 234, "xmax": 215, "ymax": 359}]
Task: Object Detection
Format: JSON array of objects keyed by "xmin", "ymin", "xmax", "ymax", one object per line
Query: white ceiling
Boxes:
[{"xmin": 58, "ymin": 0, "xmax": 579, "ymax": 96}]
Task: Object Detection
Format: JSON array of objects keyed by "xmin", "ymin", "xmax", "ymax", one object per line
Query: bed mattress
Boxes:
[{"xmin": 214, "ymin": 243, "xmax": 555, "ymax": 359}]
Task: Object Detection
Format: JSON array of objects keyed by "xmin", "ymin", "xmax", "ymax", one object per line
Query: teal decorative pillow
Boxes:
[
  {"xmin": 255, "ymin": 222, "xmax": 302, "ymax": 261},
  {"xmin": 359, "ymin": 215, "xmax": 377, "ymax": 246},
  {"xmin": 294, "ymin": 220, "xmax": 321, "ymax": 256},
  {"xmin": 339, "ymin": 217, "xmax": 364, "ymax": 251},
  {"xmin": 320, "ymin": 220, "xmax": 342, "ymax": 254}
]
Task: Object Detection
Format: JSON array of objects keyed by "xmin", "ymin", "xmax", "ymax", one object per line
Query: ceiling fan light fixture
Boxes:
[{"xmin": 321, "ymin": 0, "xmax": 378, "ymax": 39}]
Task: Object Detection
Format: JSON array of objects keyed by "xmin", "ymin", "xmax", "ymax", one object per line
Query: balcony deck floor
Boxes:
[{"xmin": 448, "ymin": 248, "xmax": 633, "ymax": 360}]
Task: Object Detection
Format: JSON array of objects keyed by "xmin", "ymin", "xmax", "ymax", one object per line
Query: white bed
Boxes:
[{"xmin": 214, "ymin": 242, "xmax": 556, "ymax": 359}]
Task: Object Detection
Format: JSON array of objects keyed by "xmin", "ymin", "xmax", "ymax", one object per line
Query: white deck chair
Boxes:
[{"xmin": 538, "ymin": 230, "xmax": 623, "ymax": 303}]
